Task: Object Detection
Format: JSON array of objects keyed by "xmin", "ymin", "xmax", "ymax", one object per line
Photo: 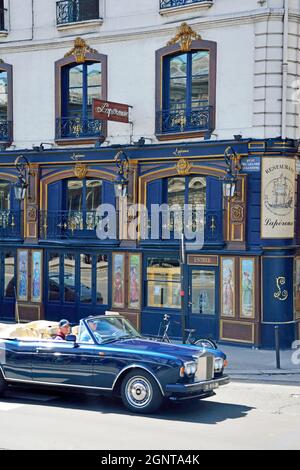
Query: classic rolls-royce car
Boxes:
[{"xmin": 0, "ymin": 313, "xmax": 229, "ymax": 413}]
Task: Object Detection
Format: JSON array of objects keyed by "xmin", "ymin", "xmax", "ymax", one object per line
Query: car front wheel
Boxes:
[{"xmin": 121, "ymin": 370, "xmax": 163, "ymax": 414}]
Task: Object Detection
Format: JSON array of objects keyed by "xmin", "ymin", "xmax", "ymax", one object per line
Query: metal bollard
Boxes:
[{"xmin": 274, "ymin": 326, "xmax": 281, "ymax": 369}]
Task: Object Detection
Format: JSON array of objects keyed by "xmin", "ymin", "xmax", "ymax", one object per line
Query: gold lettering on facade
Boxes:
[
  {"xmin": 176, "ymin": 158, "xmax": 191, "ymax": 176},
  {"xmin": 74, "ymin": 163, "xmax": 88, "ymax": 179},
  {"xmin": 274, "ymin": 276, "xmax": 288, "ymax": 301},
  {"xmin": 167, "ymin": 23, "xmax": 201, "ymax": 52},
  {"xmin": 64, "ymin": 37, "xmax": 98, "ymax": 64}
]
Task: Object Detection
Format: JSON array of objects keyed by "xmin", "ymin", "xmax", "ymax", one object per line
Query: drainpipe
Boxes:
[{"xmin": 281, "ymin": 0, "xmax": 289, "ymax": 140}]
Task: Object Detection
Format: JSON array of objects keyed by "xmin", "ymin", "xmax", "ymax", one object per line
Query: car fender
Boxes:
[{"xmin": 112, "ymin": 364, "xmax": 165, "ymax": 397}]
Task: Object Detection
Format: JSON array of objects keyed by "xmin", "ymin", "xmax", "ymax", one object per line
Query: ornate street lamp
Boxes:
[
  {"xmin": 114, "ymin": 150, "xmax": 129, "ymax": 198},
  {"xmin": 222, "ymin": 146, "xmax": 242, "ymax": 199},
  {"xmin": 13, "ymin": 155, "xmax": 32, "ymax": 201}
]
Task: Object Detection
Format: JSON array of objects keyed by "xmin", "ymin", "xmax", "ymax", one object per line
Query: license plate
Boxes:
[{"xmin": 204, "ymin": 382, "xmax": 219, "ymax": 391}]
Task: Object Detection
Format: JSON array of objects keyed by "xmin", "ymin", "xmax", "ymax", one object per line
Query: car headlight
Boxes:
[
  {"xmin": 214, "ymin": 357, "xmax": 224, "ymax": 372},
  {"xmin": 180, "ymin": 361, "xmax": 197, "ymax": 377}
]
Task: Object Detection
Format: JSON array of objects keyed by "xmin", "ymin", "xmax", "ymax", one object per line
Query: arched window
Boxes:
[
  {"xmin": 0, "ymin": 62, "xmax": 13, "ymax": 145},
  {"xmin": 55, "ymin": 40, "xmax": 107, "ymax": 144},
  {"xmin": 155, "ymin": 37, "xmax": 216, "ymax": 140}
]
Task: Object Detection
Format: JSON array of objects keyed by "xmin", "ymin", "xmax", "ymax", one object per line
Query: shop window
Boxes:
[
  {"xmin": 0, "ymin": 63, "xmax": 13, "ymax": 145},
  {"xmin": 155, "ymin": 39, "xmax": 216, "ymax": 139},
  {"xmin": 80, "ymin": 254, "xmax": 92, "ymax": 303},
  {"xmin": 4, "ymin": 252, "xmax": 15, "ymax": 298},
  {"xmin": 96, "ymin": 254, "xmax": 108, "ymax": 305},
  {"xmin": 147, "ymin": 258, "xmax": 180, "ymax": 309},
  {"xmin": 55, "ymin": 47, "xmax": 107, "ymax": 143},
  {"xmin": 64, "ymin": 253, "xmax": 76, "ymax": 302},
  {"xmin": 48, "ymin": 253, "xmax": 60, "ymax": 302},
  {"xmin": 47, "ymin": 252, "xmax": 108, "ymax": 306}
]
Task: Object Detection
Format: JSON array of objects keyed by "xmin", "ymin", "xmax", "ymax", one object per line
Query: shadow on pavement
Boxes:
[{"xmin": 2, "ymin": 386, "xmax": 254, "ymax": 426}]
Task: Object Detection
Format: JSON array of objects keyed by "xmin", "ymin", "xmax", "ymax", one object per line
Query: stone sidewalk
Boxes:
[{"xmin": 221, "ymin": 344, "xmax": 300, "ymax": 385}]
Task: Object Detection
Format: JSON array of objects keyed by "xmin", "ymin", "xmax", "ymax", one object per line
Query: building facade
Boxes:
[{"xmin": 0, "ymin": 0, "xmax": 299, "ymax": 348}]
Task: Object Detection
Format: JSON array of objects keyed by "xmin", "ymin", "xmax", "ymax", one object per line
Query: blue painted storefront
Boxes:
[{"xmin": 0, "ymin": 138, "xmax": 298, "ymax": 349}]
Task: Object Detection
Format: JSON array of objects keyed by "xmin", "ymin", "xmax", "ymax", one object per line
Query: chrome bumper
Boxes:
[{"xmin": 165, "ymin": 375, "xmax": 230, "ymax": 399}]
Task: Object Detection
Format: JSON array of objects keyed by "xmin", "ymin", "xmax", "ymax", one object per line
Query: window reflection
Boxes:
[
  {"xmin": 166, "ymin": 51, "xmax": 209, "ymax": 112},
  {"xmin": 0, "ymin": 180, "xmax": 10, "ymax": 211},
  {"xmin": 80, "ymin": 254, "xmax": 92, "ymax": 303},
  {"xmin": 147, "ymin": 258, "xmax": 180, "ymax": 309},
  {"xmin": 4, "ymin": 252, "xmax": 15, "ymax": 298},
  {"xmin": 97, "ymin": 255, "xmax": 108, "ymax": 304},
  {"xmin": 48, "ymin": 253, "xmax": 60, "ymax": 302},
  {"xmin": 191, "ymin": 270, "xmax": 215, "ymax": 315},
  {"xmin": 0, "ymin": 71, "xmax": 8, "ymax": 120},
  {"xmin": 64, "ymin": 253, "xmax": 76, "ymax": 302}
]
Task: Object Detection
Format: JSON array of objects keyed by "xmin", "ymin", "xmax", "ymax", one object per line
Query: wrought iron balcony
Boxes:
[
  {"xmin": 39, "ymin": 210, "xmax": 117, "ymax": 240},
  {"xmin": 56, "ymin": 0, "xmax": 100, "ymax": 25},
  {"xmin": 56, "ymin": 117, "xmax": 104, "ymax": 140},
  {"xmin": 145, "ymin": 209, "xmax": 224, "ymax": 245},
  {"xmin": 0, "ymin": 210, "xmax": 23, "ymax": 239},
  {"xmin": 0, "ymin": 120, "xmax": 12, "ymax": 143},
  {"xmin": 156, "ymin": 105, "xmax": 213, "ymax": 135},
  {"xmin": 160, "ymin": 0, "xmax": 212, "ymax": 10}
]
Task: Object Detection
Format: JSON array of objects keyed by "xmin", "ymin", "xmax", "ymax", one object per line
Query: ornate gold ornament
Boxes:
[
  {"xmin": 167, "ymin": 23, "xmax": 201, "ymax": 52},
  {"xmin": 274, "ymin": 276, "xmax": 288, "ymax": 301},
  {"xmin": 64, "ymin": 37, "xmax": 98, "ymax": 64},
  {"xmin": 231, "ymin": 204, "xmax": 244, "ymax": 223},
  {"xmin": 176, "ymin": 158, "xmax": 191, "ymax": 176},
  {"xmin": 74, "ymin": 163, "xmax": 88, "ymax": 179}
]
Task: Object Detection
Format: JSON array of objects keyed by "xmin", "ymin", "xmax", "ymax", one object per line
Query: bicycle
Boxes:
[{"xmin": 155, "ymin": 314, "xmax": 217, "ymax": 349}]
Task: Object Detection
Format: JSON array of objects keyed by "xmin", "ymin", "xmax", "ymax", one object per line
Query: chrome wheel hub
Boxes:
[{"xmin": 126, "ymin": 377, "xmax": 153, "ymax": 408}]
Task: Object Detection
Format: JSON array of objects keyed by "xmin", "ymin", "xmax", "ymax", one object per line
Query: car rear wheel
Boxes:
[
  {"xmin": 121, "ymin": 370, "xmax": 163, "ymax": 414},
  {"xmin": 0, "ymin": 370, "xmax": 6, "ymax": 396}
]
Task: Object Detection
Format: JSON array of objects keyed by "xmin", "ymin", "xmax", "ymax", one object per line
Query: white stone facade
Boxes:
[{"xmin": 0, "ymin": 0, "xmax": 299, "ymax": 148}]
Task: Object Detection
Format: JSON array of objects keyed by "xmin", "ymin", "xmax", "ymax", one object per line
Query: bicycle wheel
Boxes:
[{"xmin": 193, "ymin": 338, "xmax": 217, "ymax": 349}]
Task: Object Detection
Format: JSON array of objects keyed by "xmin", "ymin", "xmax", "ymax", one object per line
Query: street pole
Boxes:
[
  {"xmin": 180, "ymin": 231, "xmax": 186, "ymax": 343},
  {"xmin": 275, "ymin": 326, "xmax": 281, "ymax": 369}
]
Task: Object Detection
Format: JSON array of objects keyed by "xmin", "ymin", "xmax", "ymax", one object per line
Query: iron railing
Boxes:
[
  {"xmin": 160, "ymin": 0, "xmax": 212, "ymax": 9},
  {"xmin": 0, "ymin": 210, "xmax": 23, "ymax": 239},
  {"xmin": 56, "ymin": 117, "xmax": 104, "ymax": 139},
  {"xmin": 39, "ymin": 210, "xmax": 117, "ymax": 240},
  {"xmin": 56, "ymin": 0, "xmax": 100, "ymax": 25},
  {"xmin": 146, "ymin": 209, "xmax": 224, "ymax": 245},
  {"xmin": 156, "ymin": 105, "xmax": 213, "ymax": 135},
  {"xmin": 0, "ymin": 121, "xmax": 12, "ymax": 143}
]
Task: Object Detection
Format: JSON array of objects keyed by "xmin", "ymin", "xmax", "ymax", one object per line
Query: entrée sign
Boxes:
[{"xmin": 93, "ymin": 99, "xmax": 130, "ymax": 123}]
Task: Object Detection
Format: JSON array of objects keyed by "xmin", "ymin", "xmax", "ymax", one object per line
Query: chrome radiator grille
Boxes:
[{"xmin": 195, "ymin": 355, "xmax": 215, "ymax": 381}]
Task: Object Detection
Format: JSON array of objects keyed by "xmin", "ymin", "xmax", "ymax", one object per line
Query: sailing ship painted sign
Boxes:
[{"xmin": 261, "ymin": 157, "xmax": 296, "ymax": 239}]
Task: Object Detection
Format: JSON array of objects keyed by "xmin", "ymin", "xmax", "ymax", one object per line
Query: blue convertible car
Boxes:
[{"xmin": 0, "ymin": 313, "xmax": 229, "ymax": 413}]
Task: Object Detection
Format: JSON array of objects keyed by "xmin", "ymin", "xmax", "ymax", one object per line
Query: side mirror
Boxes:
[{"xmin": 65, "ymin": 334, "xmax": 79, "ymax": 347}]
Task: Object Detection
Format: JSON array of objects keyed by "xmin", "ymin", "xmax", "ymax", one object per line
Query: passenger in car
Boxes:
[{"xmin": 54, "ymin": 319, "xmax": 71, "ymax": 341}]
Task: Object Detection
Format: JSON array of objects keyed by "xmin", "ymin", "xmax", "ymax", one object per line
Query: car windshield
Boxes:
[{"xmin": 85, "ymin": 316, "xmax": 141, "ymax": 344}]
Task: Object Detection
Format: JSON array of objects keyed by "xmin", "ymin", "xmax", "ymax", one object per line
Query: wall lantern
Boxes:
[
  {"xmin": 114, "ymin": 150, "xmax": 129, "ymax": 198},
  {"xmin": 13, "ymin": 155, "xmax": 32, "ymax": 201},
  {"xmin": 222, "ymin": 146, "xmax": 242, "ymax": 200}
]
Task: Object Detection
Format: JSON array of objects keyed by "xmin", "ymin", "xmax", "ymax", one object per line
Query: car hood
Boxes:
[{"xmin": 103, "ymin": 337, "xmax": 226, "ymax": 362}]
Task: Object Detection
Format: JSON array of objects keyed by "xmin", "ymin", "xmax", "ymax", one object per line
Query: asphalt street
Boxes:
[{"xmin": 0, "ymin": 381, "xmax": 300, "ymax": 450}]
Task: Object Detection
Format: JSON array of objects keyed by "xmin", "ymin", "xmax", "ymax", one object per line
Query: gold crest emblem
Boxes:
[
  {"xmin": 167, "ymin": 23, "xmax": 201, "ymax": 52},
  {"xmin": 74, "ymin": 163, "xmax": 88, "ymax": 179},
  {"xmin": 65, "ymin": 37, "xmax": 98, "ymax": 64},
  {"xmin": 176, "ymin": 158, "xmax": 191, "ymax": 176}
]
